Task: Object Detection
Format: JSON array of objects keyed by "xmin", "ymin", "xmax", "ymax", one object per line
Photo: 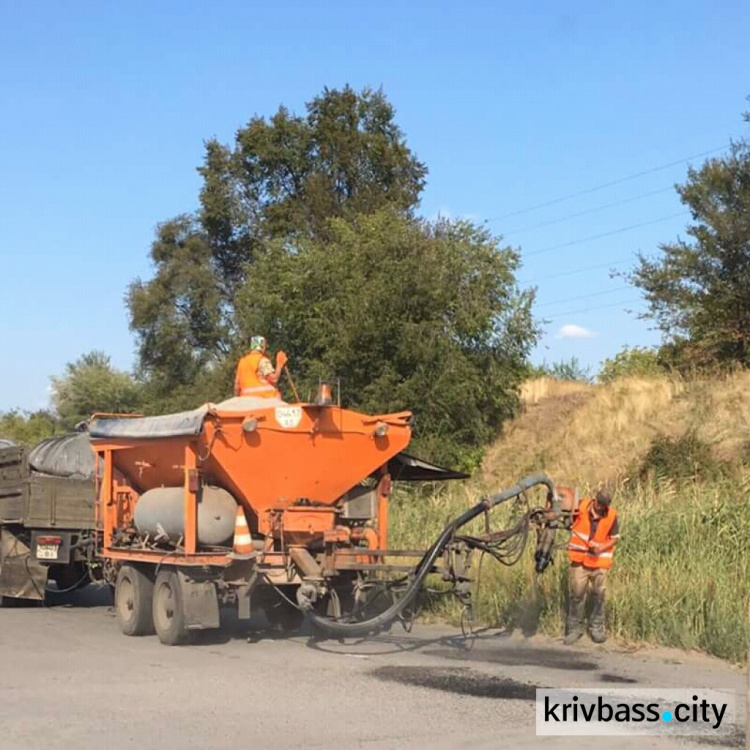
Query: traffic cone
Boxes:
[{"xmin": 231, "ymin": 506, "xmax": 254, "ymax": 558}]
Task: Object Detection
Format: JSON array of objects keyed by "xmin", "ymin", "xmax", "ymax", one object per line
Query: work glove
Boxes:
[{"xmin": 276, "ymin": 350, "xmax": 288, "ymax": 369}]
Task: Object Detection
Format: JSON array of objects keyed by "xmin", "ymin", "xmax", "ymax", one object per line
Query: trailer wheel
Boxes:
[
  {"xmin": 115, "ymin": 565, "xmax": 155, "ymax": 636},
  {"xmin": 153, "ymin": 569, "xmax": 189, "ymax": 646}
]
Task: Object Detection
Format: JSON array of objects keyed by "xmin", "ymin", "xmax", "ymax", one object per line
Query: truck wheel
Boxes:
[
  {"xmin": 153, "ymin": 569, "xmax": 189, "ymax": 646},
  {"xmin": 115, "ymin": 565, "xmax": 155, "ymax": 636}
]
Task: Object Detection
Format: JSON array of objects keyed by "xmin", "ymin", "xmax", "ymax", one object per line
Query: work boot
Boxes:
[
  {"xmin": 589, "ymin": 626, "xmax": 607, "ymax": 644},
  {"xmin": 563, "ymin": 627, "xmax": 584, "ymax": 645}
]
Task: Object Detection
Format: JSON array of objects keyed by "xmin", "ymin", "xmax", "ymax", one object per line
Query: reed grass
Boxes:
[{"xmin": 390, "ymin": 450, "xmax": 750, "ymax": 663}]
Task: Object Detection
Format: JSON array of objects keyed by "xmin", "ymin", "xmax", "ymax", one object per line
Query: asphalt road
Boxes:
[{"xmin": 0, "ymin": 586, "xmax": 746, "ymax": 749}]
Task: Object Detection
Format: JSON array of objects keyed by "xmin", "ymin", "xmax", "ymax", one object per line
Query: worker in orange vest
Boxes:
[
  {"xmin": 234, "ymin": 335, "xmax": 288, "ymax": 398},
  {"xmin": 564, "ymin": 489, "xmax": 620, "ymax": 645}
]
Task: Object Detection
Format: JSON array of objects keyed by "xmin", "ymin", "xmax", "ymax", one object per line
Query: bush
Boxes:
[
  {"xmin": 531, "ymin": 356, "xmax": 592, "ymax": 382},
  {"xmin": 636, "ymin": 433, "xmax": 729, "ymax": 483},
  {"xmin": 598, "ymin": 346, "xmax": 666, "ymax": 382}
]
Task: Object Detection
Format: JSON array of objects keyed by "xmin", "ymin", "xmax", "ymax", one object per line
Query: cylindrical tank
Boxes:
[{"xmin": 134, "ymin": 486, "xmax": 238, "ymax": 546}]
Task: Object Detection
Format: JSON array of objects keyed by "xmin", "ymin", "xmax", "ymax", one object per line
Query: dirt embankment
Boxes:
[{"xmin": 482, "ymin": 373, "xmax": 750, "ymax": 490}]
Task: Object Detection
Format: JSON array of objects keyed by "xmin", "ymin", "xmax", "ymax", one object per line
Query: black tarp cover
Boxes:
[{"xmin": 28, "ymin": 432, "xmax": 97, "ymax": 480}]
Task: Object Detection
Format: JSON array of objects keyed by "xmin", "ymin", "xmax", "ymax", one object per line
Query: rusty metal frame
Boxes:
[{"xmin": 183, "ymin": 442, "xmax": 197, "ymax": 555}]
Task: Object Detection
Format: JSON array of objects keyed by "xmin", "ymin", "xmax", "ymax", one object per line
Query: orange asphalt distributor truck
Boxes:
[{"xmin": 1, "ymin": 387, "xmax": 563, "ymax": 645}]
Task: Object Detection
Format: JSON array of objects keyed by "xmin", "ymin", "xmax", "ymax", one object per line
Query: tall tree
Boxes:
[
  {"xmin": 236, "ymin": 210, "xmax": 538, "ymax": 468},
  {"xmin": 126, "ymin": 86, "xmax": 538, "ymax": 466},
  {"xmin": 128, "ymin": 86, "xmax": 427, "ymax": 397},
  {"xmin": 127, "ymin": 215, "xmax": 229, "ymax": 390},
  {"xmin": 628, "ymin": 112, "xmax": 750, "ymax": 368}
]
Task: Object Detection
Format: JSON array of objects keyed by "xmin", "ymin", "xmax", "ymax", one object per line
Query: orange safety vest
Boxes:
[
  {"xmin": 235, "ymin": 351, "xmax": 279, "ymax": 398},
  {"xmin": 568, "ymin": 498, "xmax": 618, "ymax": 570}
]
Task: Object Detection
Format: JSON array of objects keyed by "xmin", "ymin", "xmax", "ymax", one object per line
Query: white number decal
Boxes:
[{"xmin": 275, "ymin": 406, "xmax": 303, "ymax": 429}]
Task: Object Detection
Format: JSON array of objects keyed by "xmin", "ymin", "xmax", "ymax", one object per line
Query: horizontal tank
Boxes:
[{"xmin": 134, "ymin": 486, "xmax": 237, "ymax": 546}]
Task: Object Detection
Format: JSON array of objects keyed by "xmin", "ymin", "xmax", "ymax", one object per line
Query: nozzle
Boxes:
[{"xmin": 534, "ymin": 526, "xmax": 556, "ymax": 574}]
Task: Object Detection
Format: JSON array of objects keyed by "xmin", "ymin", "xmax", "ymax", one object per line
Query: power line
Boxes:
[
  {"xmin": 525, "ymin": 211, "xmax": 688, "ymax": 258},
  {"xmin": 485, "ymin": 144, "xmax": 727, "ymax": 223},
  {"xmin": 535, "ymin": 285, "xmax": 631, "ymax": 309},
  {"xmin": 542, "ymin": 298, "xmax": 643, "ymax": 321},
  {"xmin": 503, "ymin": 187, "xmax": 674, "ymax": 237},
  {"xmin": 519, "ymin": 256, "xmax": 634, "ymax": 286}
]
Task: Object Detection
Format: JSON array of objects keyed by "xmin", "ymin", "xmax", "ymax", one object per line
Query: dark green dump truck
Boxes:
[{"xmin": 0, "ymin": 434, "xmax": 98, "ymax": 604}]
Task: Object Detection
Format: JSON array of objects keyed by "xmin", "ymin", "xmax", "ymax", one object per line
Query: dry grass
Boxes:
[
  {"xmin": 519, "ymin": 376, "xmax": 592, "ymax": 405},
  {"xmin": 482, "ymin": 372, "xmax": 750, "ymax": 491}
]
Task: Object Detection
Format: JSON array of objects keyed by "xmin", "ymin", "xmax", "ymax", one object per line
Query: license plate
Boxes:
[{"xmin": 36, "ymin": 544, "xmax": 60, "ymax": 561}]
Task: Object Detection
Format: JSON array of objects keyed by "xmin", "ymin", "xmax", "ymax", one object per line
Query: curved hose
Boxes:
[{"xmin": 308, "ymin": 473, "xmax": 555, "ymax": 637}]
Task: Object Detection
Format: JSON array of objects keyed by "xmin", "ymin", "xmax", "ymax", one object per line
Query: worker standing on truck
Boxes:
[
  {"xmin": 564, "ymin": 489, "xmax": 620, "ymax": 645},
  {"xmin": 234, "ymin": 336, "xmax": 288, "ymax": 398}
]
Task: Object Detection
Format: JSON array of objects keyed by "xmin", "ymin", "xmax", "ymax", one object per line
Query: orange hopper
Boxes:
[{"xmin": 89, "ymin": 395, "xmax": 413, "ymax": 544}]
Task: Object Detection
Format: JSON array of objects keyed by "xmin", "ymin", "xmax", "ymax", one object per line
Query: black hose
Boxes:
[{"xmin": 308, "ymin": 473, "xmax": 555, "ymax": 637}]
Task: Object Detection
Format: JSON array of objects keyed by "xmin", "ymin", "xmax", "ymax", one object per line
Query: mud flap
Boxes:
[
  {"xmin": 0, "ymin": 527, "xmax": 48, "ymax": 601},
  {"xmin": 237, "ymin": 583, "xmax": 253, "ymax": 620},
  {"xmin": 224, "ymin": 559, "xmax": 257, "ymax": 620},
  {"xmin": 176, "ymin": 570, "xmax": 220, "ymax": 630}
]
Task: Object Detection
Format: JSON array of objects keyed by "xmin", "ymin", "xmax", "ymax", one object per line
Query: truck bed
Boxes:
[{"xmin": 0, "ymin": 444, "xmax": 96, "ymax": 530}]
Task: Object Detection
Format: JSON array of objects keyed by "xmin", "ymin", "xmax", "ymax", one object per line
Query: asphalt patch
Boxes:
[
  {"xmin": 423, "ymin": 645, "xmax": 598, "ymax": 671},
  {"xmin": 598, "ymin": 672, "xmax": 637, "ymax": 684},
  {"xmin": 689, "ymin": 725, "xmax": 746, "ymax": 748},
  {"xmin": 370, "ymin": 666, "xmax": 540, "ymax": 700}
]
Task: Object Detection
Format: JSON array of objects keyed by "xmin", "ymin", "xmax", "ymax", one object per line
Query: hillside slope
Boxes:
[
  {"xmin": 481, "ymin": 373, "xmax": 750, "ymax": 490},
  {"xmin": 395, "ymin": 372, "xmax": 750, "ymax": 662}
]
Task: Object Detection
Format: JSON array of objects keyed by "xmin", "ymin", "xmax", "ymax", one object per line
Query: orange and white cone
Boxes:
[{"xmin": 232, "ymin": 506, "xmax": 254, "ymax": 558}]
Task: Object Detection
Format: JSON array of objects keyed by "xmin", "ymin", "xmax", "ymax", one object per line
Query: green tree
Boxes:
[
  {"xmin": 0, "ymin": 410, "xmax": 63, "ymax": 446},
  {"xmin": 530, "ymin": 356, "xmax": 592, "ymax": 382},
  {"xmin": 126, "ymin": 86, "xmax": 538, "ymax": 467},
  {"xmin": 598, "ymin": 346, "xmax": 666, "ymax": 382},
  {"xmin": 127, "ymin": 216, "xmax": 230, "ymax": 392},
  {"xmin": 236, "ymin": 210, "xmax": 538, "ymax": 468},
  {"xmin": 628, "ymin": 112, "xmax": 750, "ymax": 369},
  {"xmin": 128, "ymin": 86, "xmax": 427, "ymax": 398},
  {"xmin": 51, "ymin": 351, "xmax": 144, "ymax": 429}
]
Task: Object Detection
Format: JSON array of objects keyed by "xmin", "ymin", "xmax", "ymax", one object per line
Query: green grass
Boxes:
[{"xmin": 389, "ymin": 478, "xmax": 750, "ymax": 663}]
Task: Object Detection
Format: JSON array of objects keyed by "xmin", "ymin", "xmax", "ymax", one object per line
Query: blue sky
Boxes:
[{"xmin": 0, "ymin": 0, "xmax": 747, "ymax": 411}]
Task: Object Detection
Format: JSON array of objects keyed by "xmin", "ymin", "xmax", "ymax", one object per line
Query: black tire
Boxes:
[
  {"xmin": 152, "ymin": 569, "xmax": 189, "ymax": 646},
  {"xmin": 115, "ymin": 565, "xmax": 155, "ymax": 636}
]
